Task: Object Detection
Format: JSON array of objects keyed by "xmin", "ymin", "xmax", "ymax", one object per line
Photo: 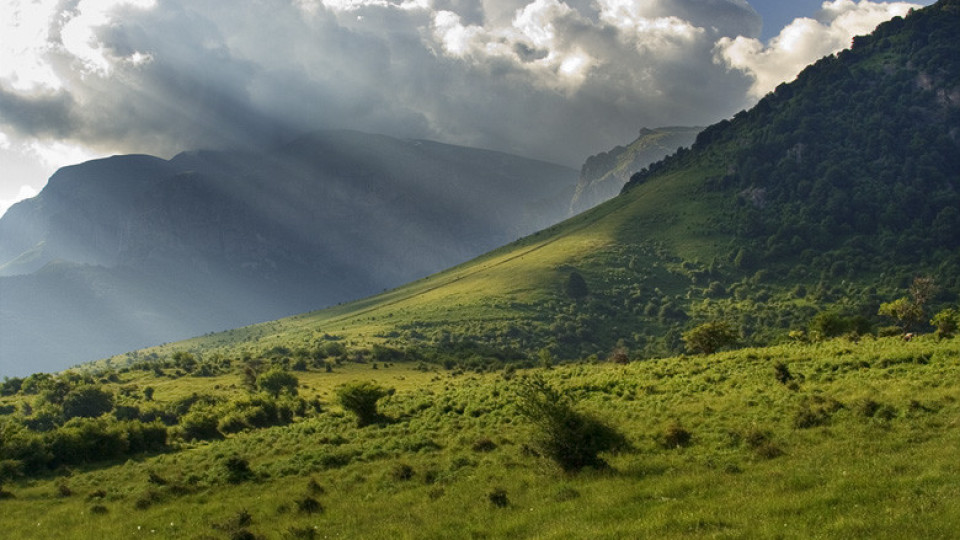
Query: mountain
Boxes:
[
  {"xmin": 4, "ymin": 3, "xmax": 960, "ymax": 537},
  {"xmin": 0, "ymin": 131, "xmax": 578, "ymax": 375},
  {"xmin": 569, "ymin": 126, "xmax": 701, "ymax": 214},
  {"xmin": 123, "ymin": 0, "xmax": 960, "ymax": 368}
]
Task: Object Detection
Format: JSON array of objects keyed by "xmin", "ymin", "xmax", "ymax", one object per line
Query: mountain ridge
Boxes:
[{"xmin": 0, "ymin": 131, "xmax": 580, "ymax": 375}]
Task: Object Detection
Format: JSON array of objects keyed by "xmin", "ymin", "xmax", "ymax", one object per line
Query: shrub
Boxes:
[
  {"xmin": 390, "ymin": 463, "xmax": 415, "ymax": 481},
  {"xmin": 295, "ymin": 496, "xmax": 323, "ymax": 514},
  {"xmin": 516, "ymin": 375, "xmax": 630, "ymax": 472},
  {"xmin": 488, "ymin": 487, "xmax": 509, "ymax": 508},
  {"xmin": 336, "ymin": 381, "xmax": 392, "ymax": 427},
  {"xmin": 61, "ymin": 386, "xmax": 114, "ymax": 420},
  {"xmin": 931, "ymin": 308, "xmax": 958, "ymax": 339},
  {"xmin": 89, "ymin": 504, "xmax": 109, "ymax": 515},
  {"xmin": 659, "ymin": 421, "xmax": 692, "ymax": 448},
  {"xmin": 223, "ymin": 456, "xmax": 253, "ymax": 484},
  {"xmin": 179, "ymin": 407, "xmax": 223, "ymax": 441},
  {"xmin": 773, "ymin": 362, "xmax": 794, "ymax": 384},
  {"xmin": 742, "ymin": 428, "xmax": 783, "ymax": 459},
  {"xmin": 472, "ymin": 437, "xmax": 498, "ymax": 452}
]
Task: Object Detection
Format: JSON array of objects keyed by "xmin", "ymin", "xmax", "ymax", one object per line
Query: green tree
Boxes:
[
  {"xmin": 682, "ymin": 321, "xmax": 739, "ymax": 355},
  {"xmin": 565, "ymin": 271, "xmax": 589, "ymax": 299},
  {"xmin": 336, "ymin": 381, "xmax": 392, "ymax": 427},
  {"xmin": 256, "ymin": 368, "xmax": 299, "ymax": 398},
  {"xmin": 878, "ymin": 297, "xmax": 924, "ymax": 332},
  {"xmin": 61, "ymin": 386, "xmax": 114, "ymax": 420}
]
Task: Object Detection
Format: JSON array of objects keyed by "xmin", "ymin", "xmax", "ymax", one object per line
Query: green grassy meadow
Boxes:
[{"xmin": 4, "ymin": 334, "xmax": 960, "ymax": 539}]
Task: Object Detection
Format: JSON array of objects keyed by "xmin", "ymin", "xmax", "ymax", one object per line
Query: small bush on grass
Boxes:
[
  {"xmin": 295, "ymin": 496, "xmax": 323, "ymax": 514},
  {"xmin": 742, "ymin": 428, "xmax": 784, "ymax": 459},
  {"xmin": 306, "ymin": 478, "xmax": 325, "ymax": 495},
  {"xmin": 89, "ymin": 504, "xmax": 108, "ymax": 514},
  {"xmin": 472, "ymin": 437, "xmax": 497, "ymax": 452},
  {"xmin": 659, "ymin": 421, "xmax": 692, "ymax": 449},
  {"xmin": 773, "ymin": 362, "xmax": 794, "ymax": 384},
  {"xmin": 390, "ymin": 463, "xmax": 415, "ymax": 481},
  {"xmin": 516, "ymin": 375, "xmax": 630, "ymax": 473},
  {"xmin": 488, "ymin": 487, "xmax": 509, "ymax": 508},
  {"xmin": 223, "ymin": 456, "xmax": 253, "ymax": 484}
]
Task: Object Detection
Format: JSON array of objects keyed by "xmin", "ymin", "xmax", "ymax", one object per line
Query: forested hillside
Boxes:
[{"xmin": 626, "ymin": 0, "xmax": 960, "ymax": 288}]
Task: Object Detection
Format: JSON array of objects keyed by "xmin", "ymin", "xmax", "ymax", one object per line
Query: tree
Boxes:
[
  {"xmin": 256, "ymin": 368, "xmax": 299, "ymax": 398},
  {"xmin": 878, "ymin": 297, "xmax": 924, "ymax": 332},
  {"xmin": 565, "ymin": 271, "xmax": 589, "ymax": 299},
  {"xmin": 61, "ymin": 386, "xmax": 114, "ymax": 420},
  {"xmin": 336, "ymin": 381, "xmax": 392, "ymax": 427},
  {"xmin": 909, "ymin": 276, "xmax": 937, "ymax": 308},
  {"xmin": 682, "ymin": 321, "xmax": 739, "ymax": 355},
  {"xmin": 515, "ymin": 375, "xmax": 629, "ymax": 472}
]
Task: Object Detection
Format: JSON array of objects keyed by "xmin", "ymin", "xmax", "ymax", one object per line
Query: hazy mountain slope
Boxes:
[
  {"xmin": 0, "ymin": 131, "xmax": 578, "ymax": 375},
  {"xmin": 128, "ymin": 0, "xmax": 960, "ymax": 367},
  {"xmin": 569, "ymin": 126, "xmax": 701, "ymax": 214}
]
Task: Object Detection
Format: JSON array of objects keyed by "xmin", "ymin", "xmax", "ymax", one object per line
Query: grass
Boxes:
[{"xmin": 5, "ymin": 334, "xmax": 960, "ymax": 538}]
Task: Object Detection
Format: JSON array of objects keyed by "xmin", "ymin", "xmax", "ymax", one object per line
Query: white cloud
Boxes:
[
  {"xmin": 0, "ymin": 0, "xmax": 63, "ymax": 91},
  {"xmin": 0, "ymin": 183, "xmax": 39, "ymax": 216},
  {"xmin": 0, "ymin": 0, "xmax": 920, "ymax": 182},
  {"xmin": 715, "ymin": 0, "xmax": 919, "ymax": 98}
]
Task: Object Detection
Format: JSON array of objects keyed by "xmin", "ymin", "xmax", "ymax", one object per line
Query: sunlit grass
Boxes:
[{"xmin": 6, "ymin": 335, "xmax": 960, "ymax": 538}]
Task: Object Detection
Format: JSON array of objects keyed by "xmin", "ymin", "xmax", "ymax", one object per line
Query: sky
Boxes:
[{"xmin": 0, "ymin": 0, "xmax": 934, "ymax": 217}]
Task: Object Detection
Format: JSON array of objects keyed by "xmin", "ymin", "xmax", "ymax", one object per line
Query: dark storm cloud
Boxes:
[
  {"xmin": 0, "ymin": 0, "xmax": 899, "ymax": 168},
  {"xmin": 0, "ymin": 86, "xmax": 76, "ymax": 138}
]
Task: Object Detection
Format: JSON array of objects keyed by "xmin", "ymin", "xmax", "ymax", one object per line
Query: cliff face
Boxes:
[
  {"xmin": 0, "ymin": 130, "xmax": 578, "ymax": 375},
  {"xmin": 569, "ymin": 127, "xmax": 701, "ymax": 215}
]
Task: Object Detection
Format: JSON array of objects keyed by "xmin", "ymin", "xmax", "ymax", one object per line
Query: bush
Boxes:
[
  {"xmin": 336, "ymin": 381, "xmax": 392, "ymax": 427},
  {"xmin": 773, "ymin": 362, "xmax": 794, "ymax": 384},
  {"xmin": 488, "ymin": 487, "xmax": 509, "ymax": 508},
  {"xmin": 659, "ymin": 421, "xmax": 692, "ymax": 448},
  {"xmin": 61, "ymin": 386, "xmax": 114, "ymax": 419},
  {"xmin": 515, "ymin": 375, "xmax": 629, "ymax": 472},
  {"xmin": 295, "ymin": 496, "xmax": 323, "ymax": 514},
  {"xmin": 931, "ymin": 308, "xmax": 958, "ymax": 339},
  {"xmin": 223, "ymin": 456, "xmax": 253, "ymax": 484},
  {"xmin": 472, "ymin": 437, "xmax": 498, "ymax": 452},
  {"xmin": 179, "ymin": 407, "xmax": 223, "ymax": 441}
]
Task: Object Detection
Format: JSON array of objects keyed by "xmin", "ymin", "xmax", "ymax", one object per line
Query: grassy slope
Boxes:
[
  {"xmin": 6, "ymin": 335, "xmax": 960, "ymax": 538},
  {"xmin": 104, "ymin": 162, "xmax": 727, "ymax": 367}
]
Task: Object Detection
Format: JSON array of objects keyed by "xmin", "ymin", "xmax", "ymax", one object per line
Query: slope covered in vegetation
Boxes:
[
  {"xmin": 3, "ymin": 335, "xmax": 960, "ymax": 538},
  {"xmin": 103, "ymin": 0, "xmax": 960, "ymax": 369}
]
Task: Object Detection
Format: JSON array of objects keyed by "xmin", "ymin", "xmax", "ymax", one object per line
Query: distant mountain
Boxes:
[
  {"xmin": 569, "ymin": 126, "xmax": 701, "ymax": 214},
  {"xmin": 0, "ymin": 131, "xmax": 578, "ymax": 375},
  {"xmin": 131, "ymin": 0, "xmax": 960, "ymax": 366}
]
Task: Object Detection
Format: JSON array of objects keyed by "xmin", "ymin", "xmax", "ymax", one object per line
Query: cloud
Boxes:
[
  {"xmin": 715, "ymin": 0, "xmax": 919, "ymax": 98},
  {"xmin": 0, "ymin": 0, "xmax": 916, "ymax": 172},
  {"xmin": 0, "ymin": 184, "xmax": 38, "ymax": 216}
]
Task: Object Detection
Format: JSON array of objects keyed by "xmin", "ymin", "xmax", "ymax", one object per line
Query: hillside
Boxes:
[
  {"xmin": 120, "ymin": 0, "xmax": 960, "ymax": 368},
  {"xmin": 3, "ymin": 336, "xmax": 960, "ymax": 537},
  {"xmin": 0, "ymin": 131, "xmax": 578, "ymax": 375},
  {"xmin": 2, "ymin": 2, "xmax": 960, "ymax": 537},
  {"xmin": 569, "ymin": 126, "xmax": 701, "ymax": 215}
]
